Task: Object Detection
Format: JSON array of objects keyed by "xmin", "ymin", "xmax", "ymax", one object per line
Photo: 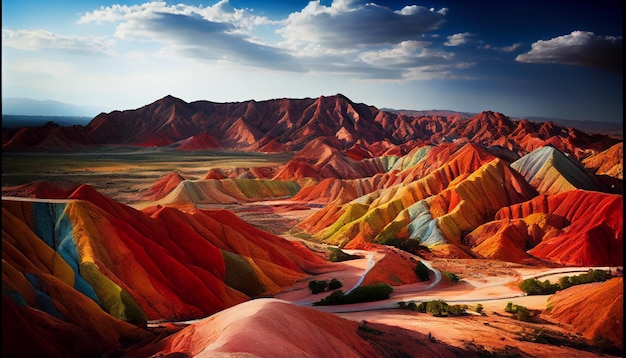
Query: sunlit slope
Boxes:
[
  {"xmin": 299, "ymin": 143, "xmax": 536, "ymax": 249},
  {"xmin": 2, "ymin": 199, "xmax": 153, "ymax": 357},
  {"xmin": 122, "ymin": 298, "xmax": 377, "ymax": 358},
  {"xmin": 290, "ymin": 144, "xmax": 431, "ymax": 205},
  {"xmin": 155, "ymin": 178, "xmax": 301, "ymax": 205},
  {"xmin": 274, "ymin": 137, "xmax": 400, "ymax": 180},
  {"xmin": 494, "ymin": 189, "xmax": 622, "ymax": 266},
  {"xmin": 511, "ymin": 145, "xmax": 602, "ymax": 195},
  {"xmin": 297, "ymin": 142, "xmax": 622, "ymax": 267},
  {"xmin": 3, "ymin": 185, "xmax": 328, "ymax": 325},
  {"xmin": 582, "ymin": 142, "xmax": 623, "ymax": 179},
  {"xmin": 544, "ymin": 277, "xmax": 623, "ymax": 350}
]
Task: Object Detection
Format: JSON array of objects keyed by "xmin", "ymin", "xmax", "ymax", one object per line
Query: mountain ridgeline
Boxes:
[{"xmin": 2, "ymin": 94, "xmax": 620, "ymax": 161}]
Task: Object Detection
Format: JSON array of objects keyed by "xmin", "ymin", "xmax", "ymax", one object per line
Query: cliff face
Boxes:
[
  {"xmin": 296, "ymin": 140, "xmax": 622, "ymax": 267},
  {"xmin": 2, "ymin": 185, "xmax": 329, "ymax": 356}
]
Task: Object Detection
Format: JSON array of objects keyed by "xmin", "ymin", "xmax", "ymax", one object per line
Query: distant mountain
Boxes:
[
  {"xmin": 2, "ymin": 97, "xmax": 104, "ymax": 117},
  {"xmin": 3, "ymin": 94, "xmax": 620, "ymax": 161},
  {"xmin": 2, "ymin": 115, "xmax": 92, "ymax": 128},
  {"xmin": 383, "ymin": 108, "xmax": 623, "ymax": 139}
]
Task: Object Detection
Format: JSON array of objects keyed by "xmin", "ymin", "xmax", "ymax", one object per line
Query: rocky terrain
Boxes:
[{"xmin": 2, "ymin": 94, "xmax": 623, "ymax": 357}]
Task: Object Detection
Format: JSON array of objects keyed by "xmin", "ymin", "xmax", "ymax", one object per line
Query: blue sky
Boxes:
[{"xmin": 1, "ymin": 0, "xmax": 623, "ymax": 123}]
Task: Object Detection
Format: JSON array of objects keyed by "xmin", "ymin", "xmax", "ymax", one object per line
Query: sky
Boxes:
[{"xmin": 1, "ymin": 0, "xmax": 623, "ymax": 123}]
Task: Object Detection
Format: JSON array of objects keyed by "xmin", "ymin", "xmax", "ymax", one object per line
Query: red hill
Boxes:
[{"xmin": 3, "ymin": 95, "xmax": 619, "ymax": 163}]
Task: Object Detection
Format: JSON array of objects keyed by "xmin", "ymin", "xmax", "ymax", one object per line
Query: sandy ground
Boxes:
[{"xmin": 272, "ymin": 244, "xmax": 616, "ymax": 357}]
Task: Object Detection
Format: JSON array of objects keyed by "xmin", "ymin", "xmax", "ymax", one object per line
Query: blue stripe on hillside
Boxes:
[
  {"xmin": 33, "ymin": 202, "xmax": 101, "ymax": 305},
  {"xmin": 33, "ymin": 202, "xmax": 57, "ymax": 247},
  {"xmin": 2, "ymin": 288, "xmax": 28, "ymax": 306},
  {"xmin": 24, "ymin": 273, "xmax": 67, "ymax": 320}
]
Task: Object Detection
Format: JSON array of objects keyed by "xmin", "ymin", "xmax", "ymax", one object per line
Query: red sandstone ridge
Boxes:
[
  {"xmin": 2, "ymin": 185, "xmax": 330, "ymax": 357},
  {"xmin": 274, "ymin": 137, "xmax": 395, "ymax": 180},
  {"xmin": 1, "ymin": 181, "xmax": 79, "ymax": 199},
  {"xmin": 140, "ymin": 172, "xmax": 186, "ymax": 201},
  {"xmin": 543, "ymin": 277, "xmax": 623, "ymax": 350},
  {"xmin": 495, "ymin": 190, "xmax": 623, "ymax": 266},
  {"xmin": 171, "ymin": 133, "xmax": 220, "ymax": 150},
  {"xmin": 2, "ymin": 95, "xmax": 620, "ymax": 163},
  {"xmin": 121, "ymin": 298, "xmax": 476, "ymax": 358}
]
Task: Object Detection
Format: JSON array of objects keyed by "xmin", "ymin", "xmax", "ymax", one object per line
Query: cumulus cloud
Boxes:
[
  {"xmin": 444, "ymin": 32, "xmax": 475, "ymax": 46},
  {"xmin": 1, "ymin": 29, "xmax": 114, "ymax": 55},
  {"xmin": 77, "ymin": 0, "xmax": 301, "ymax": 70},
  {"xmin": 516, "ymin": 31, "xmax": 622, "ymax": 72},
  {"xmin": 277, "ymin": 1, "xmax": 447, "ymax": 51},
  {"xmin": 6, "ymin": 0, "xmax": 463, "ymax": 81},
  {"xmin": 359, "ymin": 41, "xmax": 453, "ymax": 67}
]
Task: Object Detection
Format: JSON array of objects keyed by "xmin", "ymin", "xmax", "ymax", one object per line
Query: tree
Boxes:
[
  {"xmin": 308, "ymin": 280, "xmax": 328, "ymax": 294},
  {"xmin": 505, "ymin": 301, "xmax": 515, "ymax": 313},
  {"xmin": 328, "ymin": 278, "xmax": 343, "ymax": 290},
  {"xmin": 426, "ymin": 300, "xmax": 448, "ymax": 316},
  {"xmin": 414, "ymin": 261, "xmax": 430, "ymax": 281}
]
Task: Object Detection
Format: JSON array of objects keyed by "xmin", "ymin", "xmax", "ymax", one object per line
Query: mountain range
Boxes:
[
  {"xmin": 1, "ymin": 94, "xmax": 623, "ymax": 357},
  {"xmin": 3, "ymin": 94, "xmax": 621, "ymax": 156}
]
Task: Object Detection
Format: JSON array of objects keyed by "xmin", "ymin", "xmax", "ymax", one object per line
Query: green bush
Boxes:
[
  {"xmin": 313, "ymin": 284, "xmax": 393, "ymax": 306},
  {"xmin": 414, "ymin": 261, "xmax": 430, "ymax": 281},
  {"xmin": 308, "ymin": 280, "xmax": 328, "ymax": 294},
  {"xmin": 519, "ymin": 269, "xmax": 612, "ymax": 295},
  {"xmin": 475, "ymin": 303, "xmax": 484, "ymax": 314},
  {"xmin": 328, "ymin": 247, "xmax": 360, "ymax": 262},
  {"xmin": 328, "ymin": 278, "xmax": 343, "ymax": 290},
  {"xmin": 442, "ymin": 271, "xmax": 460, "ymax": 282},
  {"xmin": 518, "ymin": 278, "xmax": 558, "ymax": 295},
  {"xmin": 398, "ymin": 300, "xmax": 466, "ymax": 316},
  {"xmin": 344, "ymin": 284, "xmax": 393, "ymax": 304},
  {"xmin": 505, "ymin": 302, "xmax": 531, "ymax": 321},
  {"xmin": 515, "ymin": 306, "xmax": 530, "ymax": 321},
  {"xmin": 505, "ymin": 301, "xmax": 515, "ymax": 313},
  {"xmin": 309, "ymin": 278, "xmax": 343, "ymax": 294},
  {"xmin": 378, "ymin": 237, "xmax": 430, "ymax": 254},
  {"xmin": 313, "ymin": 290, "xmax": 345, "ymax": 305},
  {"xmin": 426, "ymin": 300, "xmax": 448, "ymax": 316}
]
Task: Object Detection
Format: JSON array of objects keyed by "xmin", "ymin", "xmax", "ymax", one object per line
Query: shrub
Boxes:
[
  {"xmin": 558, "ymin": 276, "xmax": 572, "ymax": 290},
  {"xmin": 442, "ymin": 271, "xmax": 460, "ymax": 282},
  {"xmin": 515, "ymin": 306, "xmax": 530, "ymax": 321},
  {"xmin": 505, "ymin": 301, "xmax": 515, "ymax": 313},
  {"xmin": 328, "ymin": 278, "xmax": 343, "ymax": 290},
  {"xmin": 414, "ymin": 261, "xmax": 430, "ymax": 281},
  {"xmin": 505, "ymin": 302, "xmax": 531, "ymax": 321},
  {"xmin": 522, "ymin": 270, "xmax": 612, "ymax": 295},
  {"xmin": 398, "ymin": 300, "xmax": 466, "ymax": 316},
  {"xmin": 416, "ymin": 301, "xmax": 427, "ymax": 313},
  {"xmin": 518, "ymin": 278, "xmax": 558, "ymax": 295},
  {"xmin": 308, "ymin": 280, "xmax": 328, "ymax": 294},
  {"xmin": 475, "ymin": 303, "xmax": 484, "ymax": 314},
  {"xmin": 313, "ymin": 290, "xmax": 345, "ymax": 306},
  {"xmin": 379, "ymin": 237, "xmax": 430, "ymax": 254},
  {"xmin": 344, "ymin": 284, "xmax": 393, "ymax": 304},
  {"xmin": 328, "ymin": 247, "xmax": 360, "ymax": 262},
  {"xmin": 313, "ymin": 284, "xmax": 393, "ymax": 306},
  {"xmin": 447, "ymin": 304, "xmax": 467, "ymax": 316}
]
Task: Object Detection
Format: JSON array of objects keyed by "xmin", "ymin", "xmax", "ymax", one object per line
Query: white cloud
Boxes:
[
  {"xmin": 4, "ymin": 1, "xmax": 467, "ymax": 86},
  {"xmin": 277, "ymin": 1, "xmax": 447, "ymax": 52},
  {"xmin": 444, "ymin": 32, "xmax": 475, "ymax": 47},
  {"xmin": 359, "ymin": 41, "xmax": 453, "ymax": 67},
  {"xmin": 1, "ymin": 29, "xmax": 114, "ymax": 55},
  {"xmin": 516, "ymin": 31, "xmax": 622, "ymax": 72}
]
